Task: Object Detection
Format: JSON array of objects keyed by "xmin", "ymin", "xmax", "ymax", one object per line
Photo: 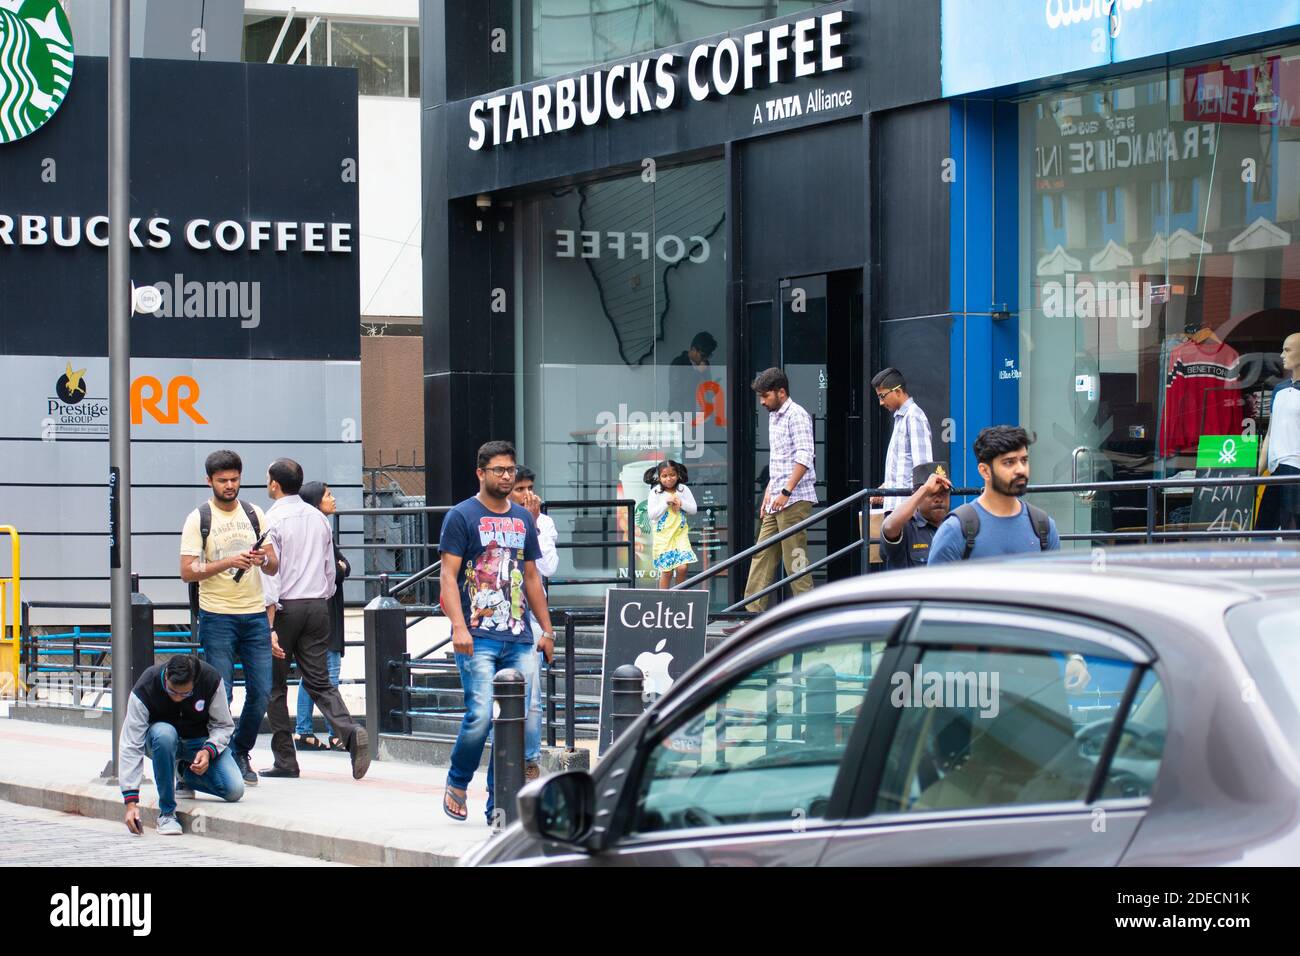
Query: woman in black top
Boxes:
[{"xmin": 294, "ymin": 481, "xmax": 351, "ymax": 751}]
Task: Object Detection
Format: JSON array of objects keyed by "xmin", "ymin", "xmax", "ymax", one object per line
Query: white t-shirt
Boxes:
[{"xmin": 1268, "ymin": 380, "xmax": 1300, "ymax": 472}]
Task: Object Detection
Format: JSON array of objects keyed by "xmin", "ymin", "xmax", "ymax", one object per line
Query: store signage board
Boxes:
[
  {"xmin": 942, "ymin": 1, "xmax": 1300, "ymax": 97},
  {"xmin": 598, "ymin": 588, "xmax": 709, "ymax": 754},
  {"xmin": 468, "ymin": 10, "xmax": 849, "ymax": 151},
  {"xmin": 1190, "ymin": 434, "xmax": 1259, "ymax": 533}
]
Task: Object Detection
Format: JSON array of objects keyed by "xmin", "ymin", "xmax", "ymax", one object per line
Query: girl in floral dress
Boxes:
[{"xmin": 645, "ymin": 460, "xmax": 698, "ymax": 589}]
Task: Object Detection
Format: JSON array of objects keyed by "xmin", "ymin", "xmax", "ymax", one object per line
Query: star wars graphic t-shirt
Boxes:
[{"xmin": 439, "ymin": 496, "xmax": 542, "ymax": 643}]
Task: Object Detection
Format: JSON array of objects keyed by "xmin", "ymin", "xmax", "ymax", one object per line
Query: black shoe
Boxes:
[
  {"xmin": 348, "ymin": 728, "xmax": 371, "ymax": 781},
  {"xmin": 258, "ymin": 766, "xmax": 300, "ymax": 778},
  {"xmin": 234, "ymin": 751, "xmax": 259, "ymax": 786}
]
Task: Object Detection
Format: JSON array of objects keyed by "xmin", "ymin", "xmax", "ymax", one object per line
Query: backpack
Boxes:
[
  {"xmin": 944, "ymin": 502, "xmax": 1051, "ymax": 560},
  {"xmin": 188, "ymin": 500, "xmax": 261, "ymax": 635}
]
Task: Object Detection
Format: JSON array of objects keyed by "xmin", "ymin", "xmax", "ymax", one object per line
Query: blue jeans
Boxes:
[
  {"xmin": 447, "ymin": 637, "xmax": 538, "ymax": 821},
  {"xmin": 198, "ymin": 610, "xmax": 272, "ymax": 755},
  {"xmin": 525, "ymin": 619, "xmax": 546, "ymax": 763},
  {"xmin": 295, "ymin": 650, "xmax": 341, "ymax": 736},
  {"xmin": 147, "ymin": 722, "xmax": 245, "ymax": 816}
]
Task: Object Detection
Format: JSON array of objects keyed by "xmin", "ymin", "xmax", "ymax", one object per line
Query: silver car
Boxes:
[{"xmin": 463, "ymin": 546, "xmax": 1300, "ymax": 866}]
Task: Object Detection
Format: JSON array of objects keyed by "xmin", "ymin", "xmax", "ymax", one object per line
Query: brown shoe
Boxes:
[{"xmin": 525, "ymin": 761, "xmax": 541, "ymax": 782}]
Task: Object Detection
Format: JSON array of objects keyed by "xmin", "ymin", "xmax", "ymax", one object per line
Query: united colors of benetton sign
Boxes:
[
  {"xmin": 0, "ymin": 0, "xmax": 73, "ymax": 144},
  {"xmin": 469, "ymin": 10, "xmax": 848, "ymax": 151}
]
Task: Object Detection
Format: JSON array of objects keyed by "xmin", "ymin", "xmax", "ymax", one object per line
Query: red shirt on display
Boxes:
[{"xmin": 1158, "ymin": 338, "xmax": 1244, "ymax": 456}]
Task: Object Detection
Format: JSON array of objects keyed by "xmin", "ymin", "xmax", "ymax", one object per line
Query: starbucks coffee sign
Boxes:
[
  {"xmin": 468, "ymin": 10, "xmax": 848, "ymax": 151},
  {"xmin": 0, "ymin": 0, "xmax": 73, "ymax": 144}
]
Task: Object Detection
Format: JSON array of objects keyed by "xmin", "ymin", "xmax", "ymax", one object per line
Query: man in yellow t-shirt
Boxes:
[{"xmin": 179, "ymin": 450, "xmax": 279, "ymax": 787}]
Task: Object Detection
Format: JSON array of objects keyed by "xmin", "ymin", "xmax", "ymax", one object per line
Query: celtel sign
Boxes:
[{"xmin": 468, "ymin": 10, "xmax": 848, "ymax": 151}]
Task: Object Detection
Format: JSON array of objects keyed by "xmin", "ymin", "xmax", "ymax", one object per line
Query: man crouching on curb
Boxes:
[{"xmin": 120, "ymin": 655, "xmax": 245, "ymax": 836}]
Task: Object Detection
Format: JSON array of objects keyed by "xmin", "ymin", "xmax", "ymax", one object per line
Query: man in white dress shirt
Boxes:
[
  {"xmin": 510, "ymin": 466, "xmax": 558, "ymax": 780},
  {"xmin": 260, "ymin": 458, "xmax": 370, "ymax": 781}
]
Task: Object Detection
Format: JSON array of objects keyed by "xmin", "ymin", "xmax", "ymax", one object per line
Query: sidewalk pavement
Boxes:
[{"xmin": 0, "ymin": 713, "xmax": 496, "ymax": 866}]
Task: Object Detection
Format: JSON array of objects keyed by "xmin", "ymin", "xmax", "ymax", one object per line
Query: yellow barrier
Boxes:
[{"xmin": 0, "ymin": 526, "xmax": 21, "ymax": 699}]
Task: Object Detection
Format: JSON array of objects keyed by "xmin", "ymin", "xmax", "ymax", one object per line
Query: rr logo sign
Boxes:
[{"xmin": 131, "ymin": 375, "xmax": 206, "ymax": 425}]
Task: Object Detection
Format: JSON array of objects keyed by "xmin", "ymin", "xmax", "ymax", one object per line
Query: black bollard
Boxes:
[
  {"xmin": 610, "ymin": 664, "xmax": 645, "ymax": 746},
  {"xmin": 492, "ymin": 668, "xmax": 527, "ymax": 827},
  {"xmin": 364, "ymin": 593, "xmax": 408, "ymax": 744},
  {"xmin": 129, "ymin": 588, "xmax": 155, "ymax": 688}
]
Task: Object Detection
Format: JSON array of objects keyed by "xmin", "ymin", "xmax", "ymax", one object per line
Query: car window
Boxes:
[
  {"xmin": 875, "ymin": 616, "xmax": 1166, "ymax": 814},
  {"xmin": 1228, "ymin": 599, "xmax": 1300, "ymax": 761},
  {"xmin": 627, "ymin": 637, "xmax": 889, "ymax": 835}
]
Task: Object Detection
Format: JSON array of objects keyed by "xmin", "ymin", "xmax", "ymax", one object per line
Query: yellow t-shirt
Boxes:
[{"xmin": 180, "ymin": 501, "xmax": 269, "ymax": 614}]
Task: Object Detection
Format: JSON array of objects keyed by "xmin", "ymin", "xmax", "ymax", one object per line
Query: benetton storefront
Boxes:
[
  {"xmin": 421, "ymin": 0, "xmax": 946, "ymax": 607},
  {"xmin": 943, "ymin": 0, "xmax": 1300, "ymax": 542}
]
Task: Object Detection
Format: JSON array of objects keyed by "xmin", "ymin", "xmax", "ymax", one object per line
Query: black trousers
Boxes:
[
  {"xmin": 1257, "ymin": 464, "xmax": 1300, "ymax": 532},
  {"xmin": 267, "ymin": 598, "xmax": 359, "ymax": 771}
]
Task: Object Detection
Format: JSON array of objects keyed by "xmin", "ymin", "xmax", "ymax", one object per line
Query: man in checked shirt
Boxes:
[
  {"xmin": 742, "ymin": 367, "xmax": 819, "ymax": 612},
  {"xmin": 871, "ymin": 367, "xmax": 933, "ymax": 514}
]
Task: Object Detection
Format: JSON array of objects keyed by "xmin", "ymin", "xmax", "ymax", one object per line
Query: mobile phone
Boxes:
[{"xmin": 232, "ymin": 529, "xmax": 271, "ymax": 583}]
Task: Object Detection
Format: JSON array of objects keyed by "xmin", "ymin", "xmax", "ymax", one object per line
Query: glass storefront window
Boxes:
[
  {"xmin": 243, "ymin": 16, "xmax": 420, "ymax": 98},
  {"xmin": 516, "ymin": 161, "xmax": 729, "ymax": 604},
  {"xmin": 1019, "ymin": 44, "xmax": 1300, "ymax": 543},
  {"xmin": 524, "ymin": 0, "xmax": 827, "ymax": 83}
]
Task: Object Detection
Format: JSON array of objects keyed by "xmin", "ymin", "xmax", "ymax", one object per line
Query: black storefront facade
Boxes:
[{"xmin": 420, "ymin": 0, "xmax": 949, "ymax": 606}]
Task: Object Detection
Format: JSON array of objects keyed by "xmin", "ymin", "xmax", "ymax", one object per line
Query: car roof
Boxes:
[{"xmin": 728, "ymin": 544, "xmax": 1300, "ymax": 644}]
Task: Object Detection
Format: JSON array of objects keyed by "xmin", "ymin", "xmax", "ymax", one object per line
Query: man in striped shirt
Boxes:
[
  {"xmin": 742, "ymin": 367, "xmax": 819, "ymax": 613},
  {"xmin": 872, "ymin": 367, "xmax": 933, "ymax": 514}
]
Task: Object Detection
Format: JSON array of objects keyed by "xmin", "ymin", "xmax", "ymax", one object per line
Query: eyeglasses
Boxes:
[
  {"xmin": 875, "ymin": 385, "xmax": 903, "ymax": 404},
  {"xmin": 484, "ymin": 466, "xmax": 518, "ymax": 478},
  {"xmin": 164, "ymin": 679, "xmax": 194, "ymax": 700}
]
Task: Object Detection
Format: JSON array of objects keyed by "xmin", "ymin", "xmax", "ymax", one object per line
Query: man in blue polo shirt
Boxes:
[
  {"xmin": 1258, "ymin": 333, "xmax": 1300, "ymax": 531},
  {"xmin": 928, "ymin": 425, "xmax": 1060, "ymax": 564}
]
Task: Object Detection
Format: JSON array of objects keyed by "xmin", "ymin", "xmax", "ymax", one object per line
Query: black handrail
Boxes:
[{"xmin": 674, "ymin": 471, "xmax": 1300, "ymax": 604}]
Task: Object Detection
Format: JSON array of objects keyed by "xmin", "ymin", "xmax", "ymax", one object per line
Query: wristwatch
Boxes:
[
  {"xmin": 779, "ymin": 488, "xmax": 793, "ymax": 497},
  {"xmin": 540, "ymin": 631, "xmax": 555, "ymax": 641}
]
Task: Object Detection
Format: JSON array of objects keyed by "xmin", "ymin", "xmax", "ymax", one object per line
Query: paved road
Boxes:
[{"xmin": 0, "ymin": 802, "xmax": 345, "ymax": 867}]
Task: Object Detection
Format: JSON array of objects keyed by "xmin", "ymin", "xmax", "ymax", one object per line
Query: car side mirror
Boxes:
[{"xmin": 518, "ymin": 771, "xmax": 596, "ymax": 848}]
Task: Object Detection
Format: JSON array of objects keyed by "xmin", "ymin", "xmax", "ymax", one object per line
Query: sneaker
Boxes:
[
  {"xmin": 525, "ymin": 761, "xmax": 541, "ymax": 782},
  {"xmin": 234, "ymin": 751, "xmax": 259, "ymax": 787},
  {"xmin": 156, "ymin": 813, "xmax": 183, "ymax": 836}
]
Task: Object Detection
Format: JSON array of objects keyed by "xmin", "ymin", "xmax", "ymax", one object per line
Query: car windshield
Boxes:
[{"xmin": 1227, "ymin": 598, "xmax": 1300, "ymax": 761}]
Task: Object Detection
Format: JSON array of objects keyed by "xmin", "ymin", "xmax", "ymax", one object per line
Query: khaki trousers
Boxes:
[{"xmin": 742, "ymin": 499, "xmax": 814, "ymax": 613}]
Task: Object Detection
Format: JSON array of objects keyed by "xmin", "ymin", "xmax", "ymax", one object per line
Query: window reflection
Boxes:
[
  {"xmin": 1019, "ymin": 45, "xmax": 1300, "ymax": 543},
  {"xmin": 518, "ymin": 161, "xmax": 730, "ymax": 603},
  {"xmin": 524, "ymin": 0, "xmax": 826, "ymax": 83}
]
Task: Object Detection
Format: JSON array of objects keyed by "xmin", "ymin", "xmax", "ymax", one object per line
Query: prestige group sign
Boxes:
[{"xmin": 468, "ymin": 10, "xmax": 848, "ymax": 151}]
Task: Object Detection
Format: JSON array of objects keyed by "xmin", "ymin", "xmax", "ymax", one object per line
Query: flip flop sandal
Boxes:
[
  {"xmin": 295, "ymin": 734, "xmax": 328, "ymax": 751},
  {"xmin": 328, "ymin": 736, "xmax": 346, "ymax": 752},
  {"xmin": 443, "ymin": 787, "xmax": 468, "ymax": 822}
]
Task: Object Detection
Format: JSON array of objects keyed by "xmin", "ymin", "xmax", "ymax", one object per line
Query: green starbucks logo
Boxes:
[{"xmin": 0, "ymin": 0, "xmax": 73, "ymax": 144}]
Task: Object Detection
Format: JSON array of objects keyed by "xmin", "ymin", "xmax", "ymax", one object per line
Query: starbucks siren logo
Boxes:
[{"xmin": 0, "ymin": 0, "xmax": 73, "ymax": 144}]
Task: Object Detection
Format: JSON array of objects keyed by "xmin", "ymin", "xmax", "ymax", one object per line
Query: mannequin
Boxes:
[{"xmin": 1257, "ymin": 332, "xmax": 1300, "ymax": 531}]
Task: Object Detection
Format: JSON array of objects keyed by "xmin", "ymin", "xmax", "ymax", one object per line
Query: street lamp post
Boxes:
[{"xmin": 107, "ymin": 0, "xmax": 132, "ymax": 779}]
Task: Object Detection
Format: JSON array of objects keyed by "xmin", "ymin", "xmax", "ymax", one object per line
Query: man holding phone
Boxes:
[{"xmin": 180, "ymin": 450, "xmax": 278, "ymax": 789}]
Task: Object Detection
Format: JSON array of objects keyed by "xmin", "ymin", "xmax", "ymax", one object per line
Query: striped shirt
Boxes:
[
  {"xmin": 883, "ymin": 397, "xmax": 933, "ymax": 512},
  {"xmin": 766, "ymin": 398, "xmax": 818, "ymax": 510}
]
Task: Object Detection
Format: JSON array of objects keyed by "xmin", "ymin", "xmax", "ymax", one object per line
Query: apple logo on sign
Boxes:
[{"xmin": 634, "ymin": 638, "xmax": 675, "ymax": 703}]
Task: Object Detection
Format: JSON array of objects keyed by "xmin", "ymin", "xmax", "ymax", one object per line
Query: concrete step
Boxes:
[
  {"xmin": 408, "ymin": 713, "xmax": 600, "ymax": 739},
  {"xmin": 376, "ymin": 733, "xmax": 593, "ymax": 769}
]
